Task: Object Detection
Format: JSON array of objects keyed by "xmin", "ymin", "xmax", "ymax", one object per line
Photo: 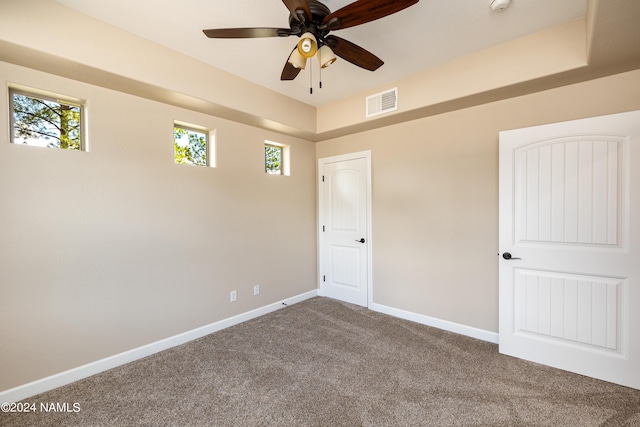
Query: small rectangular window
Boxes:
[
  {"xmin": 174, "ymin": 124, "xmax": 210, "ymax": 167},
  {"xmin": 10, "ymin": 88, "xmax": 84, "ymax": 150},
  {"xmin": 265, "ymin": 141, "xmax": 290, "ymax": 176},
  {"xmin": 265, "ymin": 143, "xmax": 283, "ymax": 175}
]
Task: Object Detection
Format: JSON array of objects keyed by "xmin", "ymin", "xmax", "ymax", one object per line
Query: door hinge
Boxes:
[
  {"xmin": 322, "ymin": 175, "xmax": 324, "ymax": 182},
  {"xmin": 322, "ymin": 225, "xmax": 325, "ymax": 232},
  {"xmin": 323, "ymin": 275, "xmax": 325, "ymax": 282}
]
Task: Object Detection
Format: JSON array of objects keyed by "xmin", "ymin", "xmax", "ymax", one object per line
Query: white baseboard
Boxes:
[
  {"xmin": 369, "ymin": 302, "xmax": 499, "ymax": 344},
  {"xmin": 2, "ymin": 292, "xmax": 497, "ymax": 403},
  {"xmin": 0, "ymin": 290, "xmax": 318, "ymax": 403}
]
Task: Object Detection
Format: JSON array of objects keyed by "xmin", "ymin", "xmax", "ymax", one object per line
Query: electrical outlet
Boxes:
[
  {"xmin": 230, "ymin": 290, "xmax": 237, "ymax": 302},
  {"xmin": 253, "ymin": 285, "xmax": 260, "ymax": 296}
]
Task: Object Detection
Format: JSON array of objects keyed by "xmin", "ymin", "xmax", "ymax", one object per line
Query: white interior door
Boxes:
[
  {"xmin": 318, "ymin": 151, "xmax": 371, "ymax": 307},
  {"xmin": 499, "ymin": 110, "xmax": 640, "ymax": 390}
]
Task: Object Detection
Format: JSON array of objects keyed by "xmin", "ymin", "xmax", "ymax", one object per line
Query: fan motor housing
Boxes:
[{"xmin": 288, "ymin": 0, "xmax": 331, "ymax": 35}]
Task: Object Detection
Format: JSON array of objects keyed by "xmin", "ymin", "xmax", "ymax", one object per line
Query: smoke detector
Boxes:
[{"xmin": 490, "ymin": 0, "xmax": 511, "ymax": 12}]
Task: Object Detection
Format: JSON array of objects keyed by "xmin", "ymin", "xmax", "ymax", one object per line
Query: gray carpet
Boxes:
[{"xmin": 2, "ymin": 297, "xmax": 639, "ymax": 426}]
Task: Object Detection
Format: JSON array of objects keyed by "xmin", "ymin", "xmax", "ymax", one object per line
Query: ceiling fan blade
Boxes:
[
  {"xmin": 282, "ymin": 0, "xmax": 312, "ymax": 22},
  {"xmin": 281, "ymin": 50, "xmax": 303, "ymax": 81},
  {"xmin": 323, "ymin": 0, "xmax": 419, "ymax": 30},
  {"xmin": 203, "ymin": 28, "xmax": 291, "ymax": 38},
  {"xmin": 325, "ymin": 36, "xmax": 383, "ymax": 71}
]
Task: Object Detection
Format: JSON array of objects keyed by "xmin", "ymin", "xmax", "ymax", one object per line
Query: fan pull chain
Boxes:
[
  {"xmin": 309, "ymin": 60, "xmax": 313, "ymax": 94},
  {"xmin": 319, "ymin": 65, "xmax": 322, "ymax": 89}
]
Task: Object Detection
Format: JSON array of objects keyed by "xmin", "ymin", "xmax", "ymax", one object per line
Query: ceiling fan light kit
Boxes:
[
  {"xmin": 288, "ymin": 49, "xmax": 307, "ymax": 69},
  {"xmin": 203, "ymin": 0, "xmax": 420, "ymax": 89},
  {"xmin": 318, "ymin": 45, "xmax": 337, "ymax": 68},
  {"xmin": 297, "ymin": 32, "xmax": 318, "ymax": 58}
]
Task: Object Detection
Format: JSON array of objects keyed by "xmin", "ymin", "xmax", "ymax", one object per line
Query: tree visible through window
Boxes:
[
  {"xmin": 10, "ymin": 89, "xmax": 83, "ymax": 150},
  {"xmin": 174, "ymin": 125, "xmax": 207, "ymax": 166},
  {"xmin": 265, "ymin": 144, "xmax": 283, "ymax": 175}
]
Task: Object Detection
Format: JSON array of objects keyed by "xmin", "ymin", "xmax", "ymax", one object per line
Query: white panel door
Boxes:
[
  {"xmin": 499, "ymin": 110, "xmax": 640, "ymax": 390},
  {"xmin": 319, "ymin": 152, "xmax": 371, "ymax": 307}
]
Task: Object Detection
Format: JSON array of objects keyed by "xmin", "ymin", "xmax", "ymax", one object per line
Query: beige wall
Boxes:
[
  {"xmin": 0, "ymin": 62, "xmax": 317, "ymax": 391},
  {"xmin": 316, "ymin": 69, "xmax": 640, "ymax": 333}
]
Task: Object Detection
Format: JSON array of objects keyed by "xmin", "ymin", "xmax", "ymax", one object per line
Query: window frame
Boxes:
[
  {"xmin": 173, "ymin": 122, "xmax": 212, "ymax": 167},
  {"xmin": 264, "ymin": 143, "xmax": 284, "ymax": 175},
  {"xmin": 264, "ymin": 141, "xmax": 290, "ymax": 176},
  {"xmin": 9, "ymin": 86, "xmax": 86, "ymax": 151}
]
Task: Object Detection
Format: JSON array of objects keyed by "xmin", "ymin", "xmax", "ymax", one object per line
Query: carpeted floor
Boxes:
[{"xmin": 2, "ymin": 297, "xmax": 639, "ymax": 426}]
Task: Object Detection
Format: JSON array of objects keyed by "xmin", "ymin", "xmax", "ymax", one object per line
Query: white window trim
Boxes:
[
  {"xmin": 9, "ymin": 85, "xmax": 87, "ymax": 151},
  {"xmin": 265, "ymin": 140, "xmax": 290, "ymax": 176},
  {"xmin": 173, "ymin": 121, "xmax": 215, "ymax": 167}
]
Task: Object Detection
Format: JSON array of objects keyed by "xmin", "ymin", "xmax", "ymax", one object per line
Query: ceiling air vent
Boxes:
[{"xmin": 366, "ymin": 88, "xmax": 398, "ymax": 118}]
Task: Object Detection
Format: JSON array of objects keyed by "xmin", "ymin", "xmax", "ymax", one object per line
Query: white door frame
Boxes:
[{"xmin": 318, "ymin": 150, "xmax": 373, "ymax": 307}]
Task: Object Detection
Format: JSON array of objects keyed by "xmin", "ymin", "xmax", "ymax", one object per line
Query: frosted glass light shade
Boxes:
[
  {"xmin": 318, "ymin": 45, "xmax": 337, "ymax": 68},
  {"xmin": 288, "ymin": 49, "xmax": 307, "ymax": 69},
  {"xmin": 297, "ymin": 32, "xmax": 318, "ymax": 58}
]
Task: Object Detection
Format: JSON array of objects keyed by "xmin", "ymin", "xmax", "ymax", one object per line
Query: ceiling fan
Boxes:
[{"xmin": 203, "ymin": 0, "xmax": 420, "ymax": 82}]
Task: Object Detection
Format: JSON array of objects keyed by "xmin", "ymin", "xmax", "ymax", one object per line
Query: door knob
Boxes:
[
  {"xmin": 502, "ymin": 252, "xmax": 521, "ymax": 260},
  {"xmin": 355, "ymin": 238, "xmax": 365, "ymax": 243}
]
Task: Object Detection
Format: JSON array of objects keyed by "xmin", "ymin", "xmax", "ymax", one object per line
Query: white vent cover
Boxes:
[{"xmin": 366, "ymin": 88, "xmax": 398, "ymax": 118}]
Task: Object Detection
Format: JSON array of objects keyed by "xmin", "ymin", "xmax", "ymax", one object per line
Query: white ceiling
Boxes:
[{"xmin": 53, "ymin": 0, "xmax": 587, "ymax": 107}]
